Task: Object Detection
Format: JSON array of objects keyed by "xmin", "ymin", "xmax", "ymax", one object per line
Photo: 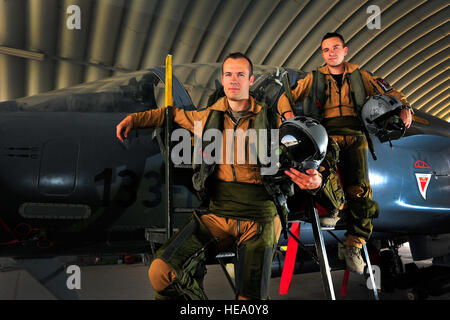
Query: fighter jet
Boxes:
[{"xmin": 0, "ymin": 63, "xmax": 448, "ymax": 300}]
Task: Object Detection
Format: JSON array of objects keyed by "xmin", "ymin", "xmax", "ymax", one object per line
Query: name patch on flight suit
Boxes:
[{"xmin": 373, "ymin": 78, "xmax": 392, "ymax": 93}]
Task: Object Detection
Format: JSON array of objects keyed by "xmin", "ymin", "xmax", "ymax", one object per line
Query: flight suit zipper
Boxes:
[
  {"xmin": 346, "ymin": 75, "xmax": 353, "ymax": 107},
  {"xmin": 232, "ymin": 122, "xmax": 239, "ymax": 182},
  {"xmin": 228, "ymin": 113, "xmax": 238, "ymax": 182},
  {"xmin": 336, "ymin": 76, "xmax": 343, "ymax": 117},
  {"xmin": 328, "ymin": 79, "xmax": 332, "ymax": 104},
  {"xmin": 329, "ymin": 76, "xmax": 343, "ymax": 117}
]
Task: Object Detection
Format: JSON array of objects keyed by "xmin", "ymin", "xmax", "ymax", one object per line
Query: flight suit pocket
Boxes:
[{"xmin": 319, "ymin": 168, "xmax": 346, "ymax": 211}]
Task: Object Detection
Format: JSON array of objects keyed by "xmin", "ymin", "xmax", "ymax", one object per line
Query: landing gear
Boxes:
[
  {"xmin": 376, "ymin": 240, "xmax": 450, "ymax": 300},
  {"xmin": 402, "ymin": 263, "xmax": 450, "ymax": 300},
  {"xmin": 407, "ymin": 286, "xmax": 428, "ymax": 301},
  {"xmin": 379, "ymin": 241, "xmax": 404, "ymax": 293}
]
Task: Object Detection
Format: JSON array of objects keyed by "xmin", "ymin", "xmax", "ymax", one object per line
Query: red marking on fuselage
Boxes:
[
  {"xmin": 414, "ymin": 160, "xmax": 430, "ymax": 169},
  {"xmin": 419, "ymin": 177, "xmax": 429, "ymax": 191}
]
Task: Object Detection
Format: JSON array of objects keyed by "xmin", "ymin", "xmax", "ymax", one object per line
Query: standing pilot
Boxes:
[{"xmin": 277, "ymin": 32, "xmax": 412, "ymax": 274}]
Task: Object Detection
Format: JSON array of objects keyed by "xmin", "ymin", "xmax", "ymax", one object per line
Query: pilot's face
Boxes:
[
  {"xmin": 221, "ymin": 57, "xmax": 254, "ymax": 102},
  {"xmin": 321, "ymin": 37, "xmax": 348, "ymax": 67}
]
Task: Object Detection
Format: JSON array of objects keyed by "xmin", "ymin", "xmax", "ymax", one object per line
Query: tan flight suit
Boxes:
[{"xmin": 278, "ymin": 61, "xmax": 409, "ymax": 246}]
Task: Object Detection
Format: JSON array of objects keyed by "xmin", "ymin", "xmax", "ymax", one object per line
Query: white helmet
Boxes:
[{"xmin": 361, "ymin": 94, "xmax": 406, "ymax": 142}]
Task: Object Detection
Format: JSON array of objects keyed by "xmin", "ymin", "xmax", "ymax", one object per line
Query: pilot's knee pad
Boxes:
[
  {"xmin": 234, "ymin": 220, "xmax": 277, "ymax": 300},
  {"xmin": 347, "ymin": 196, "xmax": 380, "ymax": 220},
  {"xmin": 148, "ymin": 258, "xmax": 175, "ymax": 292},
  {"xmin": 151, "ymin": 213, "xmax": 217, "ymax": 300}
]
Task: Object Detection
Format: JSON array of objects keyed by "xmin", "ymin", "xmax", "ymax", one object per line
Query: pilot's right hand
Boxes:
[
  {"xmin": 116, "ymin": 115, "xmax": 133, "ymax": 143},
  {"xmin": 285, "ymin": 168, "xmax": 322, "ymax": 190},
  {"xmin": 399, "ymin": 107, "xmax": 412, "ymax": 129}
]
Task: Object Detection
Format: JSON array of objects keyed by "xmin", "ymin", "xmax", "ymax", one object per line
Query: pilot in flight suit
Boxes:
[{"xmin": 277, "ymin": 32, "xmax": 412, "ymax": 274}]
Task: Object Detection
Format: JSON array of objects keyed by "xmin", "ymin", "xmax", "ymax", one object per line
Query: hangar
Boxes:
[
  {"xmin": 0, "ymin": 0, "xmax": 449, "ymax": 301},
  {"xmin": 0, "ymin": 0, "xmax": 448, "ymax": 120}
]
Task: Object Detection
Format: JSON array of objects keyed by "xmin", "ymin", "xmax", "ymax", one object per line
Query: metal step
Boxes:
[
  {"xmin": 216, "ymin": 252, "xmax": 235, "ymax": 259},
  {"xmin": 145, "ymin": 227, "xmax": 179, "ymax": 245},
  {"xmin": 289, "ymin": 219, "xmax": 335, "ymax": 231},
  {"xmin": 174, "ymin": 164, "xmax": 193, "ymax": 169},
  {"xmin": 173, "ymin": 207, "xmax": 208, "ymax": 214}
]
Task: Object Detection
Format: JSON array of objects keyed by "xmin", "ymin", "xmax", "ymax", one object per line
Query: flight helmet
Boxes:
[
  {"xmin": 276, "ymin": 116, "xmax": 328, "ymax": 173},
  {"xmin": 361, "ymin": 94, "xmax": 406, "ymax": 142}
]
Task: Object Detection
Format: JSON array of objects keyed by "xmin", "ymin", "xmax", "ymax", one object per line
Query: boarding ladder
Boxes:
[{"xmin": 284, "ymin": 196, "xmax": 379, "ymax": 300}]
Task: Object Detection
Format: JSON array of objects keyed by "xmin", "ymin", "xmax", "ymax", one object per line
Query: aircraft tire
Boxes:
[
  {"xmin": 407, "ymin": 287, "xmax": 428, "ymax": 300},
  {"xmin": 380, "ymin": 250, "xmax": 402, "ymax": 293}
]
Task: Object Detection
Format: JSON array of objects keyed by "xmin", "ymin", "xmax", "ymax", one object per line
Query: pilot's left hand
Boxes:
[
  {"xmin": 399, "ymin": 108, "xmax": 412, "ymax": 129},
  {"xmin": 285, "ymin": 168, "xmax": 322, "ymax": 190}
]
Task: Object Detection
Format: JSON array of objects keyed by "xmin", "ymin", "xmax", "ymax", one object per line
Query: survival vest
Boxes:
[
  {"xmin": 191, "ymin": 99, "xmax": 279, "ymax": 197},
  {"xmin": 292, "ymin": 68, "xmax": 377, "ymax": 160},
  {"xmin": 191, "ymin": 97, "xmax": 295, "ymax": 232},
  {"xmin": 303, "ymin": 67, "xmax": 366, "ymax": 121}
]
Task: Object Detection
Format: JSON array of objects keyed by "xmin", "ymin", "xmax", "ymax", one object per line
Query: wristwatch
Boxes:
[{"xmin": 401, "ymin": 105, "xmax": 412, "ymax": 111}]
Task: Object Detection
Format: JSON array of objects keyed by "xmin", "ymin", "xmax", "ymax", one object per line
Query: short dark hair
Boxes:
[
  {"xmin": 322, "ymin": 32, "xmax": 346, "ymax": 47},
  {"xmin": 222, "ymin": 52, "xmax": 253, "ymax": 77}
]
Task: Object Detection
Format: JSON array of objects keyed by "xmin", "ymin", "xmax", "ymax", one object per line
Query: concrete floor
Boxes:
[
  {"xmin": 0, "ymin": 243, "xmax": 449, "ymax": 300},
  {"xmin": 0, "ymin": 264, "xmax": 391, "ymax": 300}
]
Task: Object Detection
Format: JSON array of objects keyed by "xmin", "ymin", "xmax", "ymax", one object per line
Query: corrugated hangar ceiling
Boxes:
[{"xmin": 0, "ymin": 0, "xmax": 448, "ymax": 120}]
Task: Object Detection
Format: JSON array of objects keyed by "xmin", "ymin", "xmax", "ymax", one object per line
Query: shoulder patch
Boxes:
[{"xmin": 374, "ymin": 78, "xmax": 392, "ymax": 93}]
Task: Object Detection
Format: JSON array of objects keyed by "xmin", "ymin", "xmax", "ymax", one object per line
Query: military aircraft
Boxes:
[{"xmin": 0, "ymin": 63, "xmax": 449, "ymax": 300}]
